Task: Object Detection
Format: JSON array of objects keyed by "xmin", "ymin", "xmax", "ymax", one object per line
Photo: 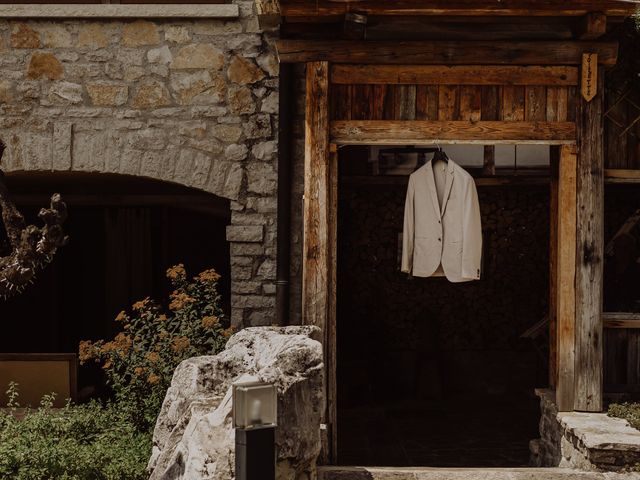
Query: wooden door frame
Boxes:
[{"xmin": 303, "ymin": 61, "xmax": 603, "ymax": 463}]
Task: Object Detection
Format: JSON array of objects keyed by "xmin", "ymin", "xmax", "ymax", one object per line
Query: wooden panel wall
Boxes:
[{"xmin": 331, "ymin": 84, "xmax": 577, "ymax": 123}]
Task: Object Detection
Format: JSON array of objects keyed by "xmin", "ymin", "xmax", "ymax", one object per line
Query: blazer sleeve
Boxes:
[
  {"xmin": 401, "ymin": 175, "xmax": 415, "ymax": 274},
  {"xmin": 461, "ymin": 178, "xmax": 482, "ymax": 280}
]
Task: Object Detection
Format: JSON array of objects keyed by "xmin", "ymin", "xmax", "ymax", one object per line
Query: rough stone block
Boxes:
[
  {"xmin": 40, "ymin": 24, "xmax": 72, "ymax": 48},
  {"xmin": 147, "ymin": 45, "xmax": 172, "ymax": 65},
  {"xmin": 226, "ymin": 225, "xmax": 264, "ymax": 243},
  {"xmin": 48, "ymin": 82, "xmax": 83, "ymax": 105},
  {"xmin": 86, "ymin": 82, "xmax": 128, "ymax": 106},
  {"xmin": 227, "ymin": 55, "xmax": 265, "ymax": 85},
  {"xmin": 224, "ymin": 143, "xmax": 247, "ymax": 162},
  {"xmin": 132, "ymin": 80, "xmax": 171, "ymax": 109},
  {"xmin": 171, "ymin": 43, "xmax": 224, "ymax": 70},
  {"xmin": 122, "ymin": 20, "xmax": 159, "ymax": 47},
  {"xmin": 77, "ymin": 23, "xmax": 110, "ymax": 48},
  {"xmin": 11, "ymin": 23, "xmax": 40, "ymax": 48},
  {"xmin": 27, "ymin": 52, "xmax": 63, "ymax": 80},
  {"xmin": 228, "ymin": 85, "xmax": 255, "ymax": 114},
  {"xmin": 52, "ymin": 122, "xmax": 72, "ymax": 170},
  {"xmin": 164, "ymin": 25, "xmax": 190, "ymax": 44},
  {"xmin": 170, "ymin": 70, "xmax": 226, "ymax": 105}
]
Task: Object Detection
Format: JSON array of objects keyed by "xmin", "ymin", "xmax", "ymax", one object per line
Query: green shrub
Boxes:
[
  {"xmin": 608, "ymin": 402, "xmax": 640, "ymax": 431},
  {"xmin": 0, "ymin": 383, "xmax": 151, "ymax": 480},
  {"xmin": 79, "ymin": 264, "xmax": 233, "ymax": 431}
]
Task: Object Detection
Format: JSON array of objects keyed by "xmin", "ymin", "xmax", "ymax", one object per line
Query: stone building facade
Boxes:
[{"xmin": 0, "ymin": 2, "xmax": 279, "ymax": 328}]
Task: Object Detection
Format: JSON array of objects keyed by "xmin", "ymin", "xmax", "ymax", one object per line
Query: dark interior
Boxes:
[
  {"xmin": 336, "ymin": 147, "xmax": 549, "ymax": 467},
  {"xmin": 0, "ymin": 172, "xmax": 230, "ymax": 398}
]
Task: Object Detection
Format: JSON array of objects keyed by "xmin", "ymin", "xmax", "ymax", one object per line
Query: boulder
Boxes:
[{"xmin": 148, "ymin": 326, "xmax": 324, "ymax": 480}]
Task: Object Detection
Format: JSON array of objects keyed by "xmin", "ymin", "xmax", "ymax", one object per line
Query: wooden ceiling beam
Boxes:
[
  {"xmin": 576, "ymin": 12, "xmax": 608, "ymax": 39},
  {"xmin": 276, "ymin": 40, "xmax": 619, "ymax": 65},
  {"xmin": 280, "ymin": 0, "xmax": 640, "ymax": 18}
]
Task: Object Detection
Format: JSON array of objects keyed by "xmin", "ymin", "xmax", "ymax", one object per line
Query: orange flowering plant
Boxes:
[{"xmin": 79, "ymin": 264, "xmax": 233, "ymax": 431}]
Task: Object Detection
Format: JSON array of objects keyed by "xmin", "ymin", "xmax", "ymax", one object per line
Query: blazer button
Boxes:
[{"xmin": 438, "ymin": 238, "xmax": 441, "ymax": 242}]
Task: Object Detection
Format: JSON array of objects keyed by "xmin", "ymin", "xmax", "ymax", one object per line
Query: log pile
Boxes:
[{"xmin": 0, "ymin": 142, "xmax": 68, "ymax": 299}]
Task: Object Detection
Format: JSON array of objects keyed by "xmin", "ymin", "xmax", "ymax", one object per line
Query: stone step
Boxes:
[{"xmin": 317, "ymin": 466, "xmax": 640, "ymax": 480}]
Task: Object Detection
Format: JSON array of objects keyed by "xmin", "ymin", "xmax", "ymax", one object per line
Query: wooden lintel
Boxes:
[
  {"xmin": 330, "ymin": 120, "xmax": 576, "ymax": 145},
  {"xmin": 277, "ymin": 40, "xmax": 619, "ymax": 65},
  {"xmin": 576, "ymin": 12, "xmax": 607, "ymax": 39},
  {"xmin": 556, "ymin": 143, "xmax": 577, "ymax": 413},
  {"xmin": 331, "ymin": 65, "xmax": 579, "ymax": 86},
  {"xmin": 280, "ymin": 1, "xmax": 639, "ymax": 18}
]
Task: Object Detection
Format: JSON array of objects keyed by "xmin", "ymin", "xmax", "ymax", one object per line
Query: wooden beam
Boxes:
[
  {"xmin": 331, "ymin": 65, "xmax": 579, "ymax": 86},
  {"xmin": 576, "ymin": 12, "xmax": 608, "ymax": 39},
  {"xmin": 277, "ymin": 40, "xmax": 619, "ymax": 65},
  {"xmin": 280, "ymin": 1, "xmax": 640, "ymax": 18},
  {"xmin": 605, "ymin": 169, "xmax": 640, "ymax": 183},
  {"xmin": 302, "ymin": 60, "xmax": 332, "ymax": 459},
  {"xmin": 604, "ymin": 312, "xmax": 640, "ymax": 329},
  {"xmin": 327, "ymin": 143, "xmax": 338, "ymax": 464},
  {"xmin": 549, "ymin": 147, "xmax": 560, "ymax": 388},
  {"xmin": 330, "ymin": 120, "xmax": 576, "ymax": 145},
  {"xmin": 557, "ymin": 143, "xmax": 577, "ymax": 412},
  {"xmin": 574, "ymin": 68, "xmax": 604, "ymax": 412}
]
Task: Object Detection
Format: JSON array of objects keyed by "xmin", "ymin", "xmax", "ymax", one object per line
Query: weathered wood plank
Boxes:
[
  {"xmin": 382, "ymin": 84, "xmax": 397, "ymax": 120},
  {"xmin": 574, "ymin": 70, "xmax": 604, "ymax": 412},
  {"xmin": 327, "ymin": 143, "xmax": 338, "ymax": 463},
  {"xmin": 557, "ymin": 143, "xmax": 577, "ymax": 412},
  {"xmin": 331, "ymin": 65, "xmax": 579, "ymax": 85},
  {"xmin": 576, "ymin": 12, "xmax": 607, "ymax": 40},
  {"xmin": 460, "ymin": 85, "xmax": 482, "ymax": 121},
  {"xmin": 303, "ymin": 60, "xmax": 330, "ymax": 332},
  {"xmin": 351, "ymin": 84, "xmax": 374, "ymax": 120},
  {"xmin": 547, "ymin": 87, "xmax": 559, "ymax": 122},
  {"xmin": 502, "ymin": 86, "xmax": 525, "ymax": 121},
  {"xmin": 438, "ymin": 85, "xmax": 460, "ymax": 121},
  {"xmin": 549, "ymin": 146, "xmax": 559, "ymax": 388},
  {"xmin": 304, "ymin": 61, "xmax": 331, "ymax": 462},
  {"xmin": 481, "ymin": 85, "xmax": 501, "ymax": 121},
  {"xmin": 416, "ymin": 85, "xmax": 439, "ymax": 120},
  {"xmin": 604, "ymin": 312, "xmax": 640, "ymax": 329},
  {"xmin": 371, "ymin": 85, "xmax": 387, "ymax": 120},
  {"xmin": 276, "ymin": 40, "xmax": 619, "ymax": 65},
  {"xmin": 330, "ymin": 84, "xmax": 351, "ymax": 120},
  {"xmin": 397, "ymin": 85, "xmax": 417, "ymax": 120},
  {"xmin": 280, "ymin": 1, "xmax": 639, "ymax": 18},
  {"xmin": 330, "ymin": 120, "xmax": 576, "ymax": 144},
  {"xmin": 526, "ymin": 86, "xmax": 547, "ymax": 121}
]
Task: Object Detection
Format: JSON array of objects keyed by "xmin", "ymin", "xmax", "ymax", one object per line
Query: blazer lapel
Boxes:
[
  {"xmin": 423, "ymin": 161, "xmax": 442, "ymax": 220},
  {"xmin": 440, "ymin": 160, "xmax": 456, "ymax": 217}
]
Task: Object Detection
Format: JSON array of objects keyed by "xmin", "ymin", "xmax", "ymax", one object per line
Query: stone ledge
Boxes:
[
  {"xmin": 534, "ymin": 388, "xmax": 640, "ymax": 470},
  {"xmin": 0, "ymin": 4, "xmax": 239, "ymax": 18}
]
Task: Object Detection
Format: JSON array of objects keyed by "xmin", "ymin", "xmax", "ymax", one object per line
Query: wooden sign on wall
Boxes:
[{"xmin": 581, "ymin": 53, "xmax": 598, "ymax": 102}]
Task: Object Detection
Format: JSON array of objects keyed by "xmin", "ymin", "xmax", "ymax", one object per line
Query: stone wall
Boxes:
[{"xmin": 0, "ymin": 2, "xmax": 279, "ymax": 327}]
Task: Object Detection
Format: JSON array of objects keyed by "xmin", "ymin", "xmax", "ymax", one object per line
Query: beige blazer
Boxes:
[{"xmin": 401, "ymin": 159, "xmax": 482, "ymax": 282}]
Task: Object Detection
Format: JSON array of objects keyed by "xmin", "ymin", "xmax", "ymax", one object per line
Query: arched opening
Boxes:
[{"xmin": 0, "ymin": 172, "xmax": 230, "ymax": 402}]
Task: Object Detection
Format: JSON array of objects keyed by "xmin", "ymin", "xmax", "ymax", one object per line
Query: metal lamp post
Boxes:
[{"xmin": 232, "ymin": 380, "xmax": 277, "ymax": 480}]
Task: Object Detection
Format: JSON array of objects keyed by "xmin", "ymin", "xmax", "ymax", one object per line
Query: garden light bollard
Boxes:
[{"xmin": 233, "ymin": 380, "xmax": 277, "ymax": 480}]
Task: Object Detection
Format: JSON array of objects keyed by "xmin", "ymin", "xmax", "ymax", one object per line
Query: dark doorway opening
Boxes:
[
  {"xmin": 336, "ymin": 147, "xmax": 549, "ymax": 467},
  {"xmin": 0, "ymin": 172, "xmax": 230, "ymax": 400}
]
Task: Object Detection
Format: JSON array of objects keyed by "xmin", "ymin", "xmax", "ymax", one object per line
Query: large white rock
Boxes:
[{"xmin": 148, "ymin": 326, "xmax": 324, "ymax": 480}]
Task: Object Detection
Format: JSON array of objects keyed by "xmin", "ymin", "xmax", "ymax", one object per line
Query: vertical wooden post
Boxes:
[
  {"xmin": 303, "ymin": 61, "xmax": 335, "ymax": 461},
  {"xmin": 327, "ymin": 144, "xmax": 338, "ymax": 463},
  {"xmin": 549, "ymin": 147, "xmax": 559, "ymax": 388},
  {"xmin": 303, "ymin": 61, "xmax": 330, "ymax": 332},
  {"xmin": 574, "ymin": 69, "xmax": 604, "ymax": 412},
  {"xmin": 557, "ymin": 144, "xmax": 577, "ymax": 412}
]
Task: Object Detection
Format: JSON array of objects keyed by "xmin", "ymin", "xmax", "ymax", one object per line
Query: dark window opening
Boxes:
[{"xmin": 0, "ymin": 172, "xmax": 231, "ymax": 401}]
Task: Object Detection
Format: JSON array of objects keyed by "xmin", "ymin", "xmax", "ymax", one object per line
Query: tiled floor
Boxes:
[{"xmin": 337, "ymin": 395, "xmax": 540, "ymax": 467}]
